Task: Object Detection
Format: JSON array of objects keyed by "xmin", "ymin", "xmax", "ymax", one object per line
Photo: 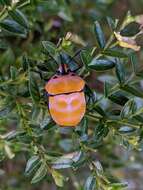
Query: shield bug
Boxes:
[{"xmin": 45, "ymin": 61, "xmax": 86, "ymax": 127}]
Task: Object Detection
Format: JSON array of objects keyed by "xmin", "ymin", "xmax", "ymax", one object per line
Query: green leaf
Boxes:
[
  {"xmin": 133, "ymin": 115, "xmax": 143, "ymax": 122},
  {"xmin": 0, "ymin": 19, "xmax": 27, "ymax": 37},
  {"xmin": 72, "ymin": 151, "xmax": 86, "ymax": 169},
  {"xmin": 9, "ymin": 9, "xmax": 29, "ymax": 29},
  {"xmin": 31, "ymin": 105, "xmax": 41, "ymax": 121},
  {"xmin": 0, "ymin": 48, "xmax": 15, "ymax": 67},
  {"xmin": 40, "ymin": 118, "xmax": 56, "ymax": 130},
  {"xmin": 94, "ymin": 123, "xmax": 108, "ymax": 142},
  {"xmin": 80, "ymin": 117, "xmax": 88, "ymax": 135},
  {"xmin": 110, "ymin": 182, "xmax": 128, "ymax": 189},
  {"xmin": 42, "ymin": 41, "xmax": 57, "ymax": 56},
  {"xmin": 93, "ymin": 161, "xmax": 104, "ymax": 174},
  {"xmin": 4, "ymin": 144, "xmax": 15, "ymax": 159},
  {"xmin": 51, "ymin": 170, "xmax": 66, "ymax": 187},
  {"xmin": 0, "ymin": 102, "xmax": 15, "ymax": 118},
  {"xmin": 120, "ymin": 99, "xmax": 137, "ymax": 119},
  {"xmin": 130, "ymin": 53, "xmax": 138, "ymax": 73},
  {"xmin": 52, "ymin": 156, "xmax": 73, "ymax": 169},
  {"xmin": 108, "ymin": 92, "xmax": 128, "ymax": 106},
  {"xmin": 93, "ymin": 105, "xmax": 106, "ymax": 117},
  {"xmin": 16, "ymin": 0, "xmax": 30, "ymax": 8},
  {"xmin": 120, "ymin": 22, "xmax": 140, "ymax": 37},
  {"xmin": 25, "ymin": 156, "xmax": 40, "ymax": 175},
  {"xmin": 121, "ymin": 84, "xmax": 143, "ymax": 98},
  {"xmin": 84, "ymin": 175, "xmax": 96, "ymax": 190},
  {"xmin": 80, "ymin": 49, "xmax": 93, "ymax": 67},
  {"xmin": 85, "ymin": 85, "xmax": 95, "ymax": 104},
  {"xmin": 104, "ymin": 81, "xmax": 109, "ymax": 98},
  {"xmin": 58, "ymin": 0, "xmax": 73, "ymax": 21},
  {"xmin": 29, "ymin": 72, "xmax": 40, "ymax": 103},
  {"xmin": 31, "ymin": 162, "xmax": 47, "ymax": 184},
  {"xmin": 5, "ymin": 131, "xmax": 25, "ymax": 140},
  {"xmin": 89, "ymin": 58, "xmax": 115, "ymax": 71},
  {"xmin": 58, "ymin": 1, "xmax": 73, "ymax": 22},
  {"xmin": 10, "ymin": 66, "xmax": 18, "ymax": 80},
  {"xmin": 115, "ymin": 61, "xmax": 125, "ymax": 84},
  {"xmin": 103, "ymin": 49, "xmax": 127, "ymax": 58},
  {"xmin": 0, "ymin": 39, "xmax": 9, "ymax": 50},
  {"xmin": 119, "ymin": 126, "xmax": 136, "ymax": 133},
  {"xmin": 106, "ymin": 17, "xmax": 118, "ymax": 30},
  {"xmin": 120, "ymin": 97, "xmax": 143, "ymax": 119},
  {"xmin": 22, "ymin": 54, "xmax": 29, "ymax": 71},
  {"xmin": 0, "ymin": 0, "xmax": 11, "ymax": 5},
  {"xmin": 94, "ymin": 21, "xmax": 106, "ymax": 49}
]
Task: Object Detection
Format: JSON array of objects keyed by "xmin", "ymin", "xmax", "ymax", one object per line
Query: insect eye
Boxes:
[{"xmin": 56, "ymin": 70, "xmax": 61, "ymax": 74}]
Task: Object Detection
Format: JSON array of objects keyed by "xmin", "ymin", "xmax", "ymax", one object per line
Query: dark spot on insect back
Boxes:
[
  {"xmin": 71, "ymin": 73, "xmax": 76, "ymax": 76},
  {"xmin": 53, "ymin": 75, "xmax": 58, "ymax": 79}
]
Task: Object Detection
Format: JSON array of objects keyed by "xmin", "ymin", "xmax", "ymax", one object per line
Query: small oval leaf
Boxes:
[
  {"xmin": 25, "ymin": 156, "xmax": 40, "ymax": 175},
  {"xmin": 51, "ymin": 170, "xmax": 66, "ymax": 187},
  {"xmin": 115, "ymin": 60, "xmax": 125, "ymax": 84},
  {"xmin": 9, "ymin": 9, "xmax": 29, "ymax": 29},
  {"xmin": 29, "ymin": 72, "xmax": 40, "ymax": 103},
  {"xmin": 120, "ymin": 22, "xmax": 140, "ymax": 37},
  {"xmin": 0, "ymin": 19, "xmax": 27, "ymax": 36},
  {"xmin": 84, "ymin": 175, "xmax": 96, "ymax": 190},
  {"xmin": 94, "ymin": 21, "xmax": 106, "ymax": 49},
  {"xmin": 31, "ymin": 162, "xmax": 47, "ymax": 184},
  {"xmin": 89, "ymin": 59, "xmax": 115, "ymax": 71}
]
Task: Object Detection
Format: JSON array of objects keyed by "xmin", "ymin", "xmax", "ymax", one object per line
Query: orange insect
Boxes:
[{"xmin": 45, "ymin": 63, "xmax": 86, "ymax": 127}]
